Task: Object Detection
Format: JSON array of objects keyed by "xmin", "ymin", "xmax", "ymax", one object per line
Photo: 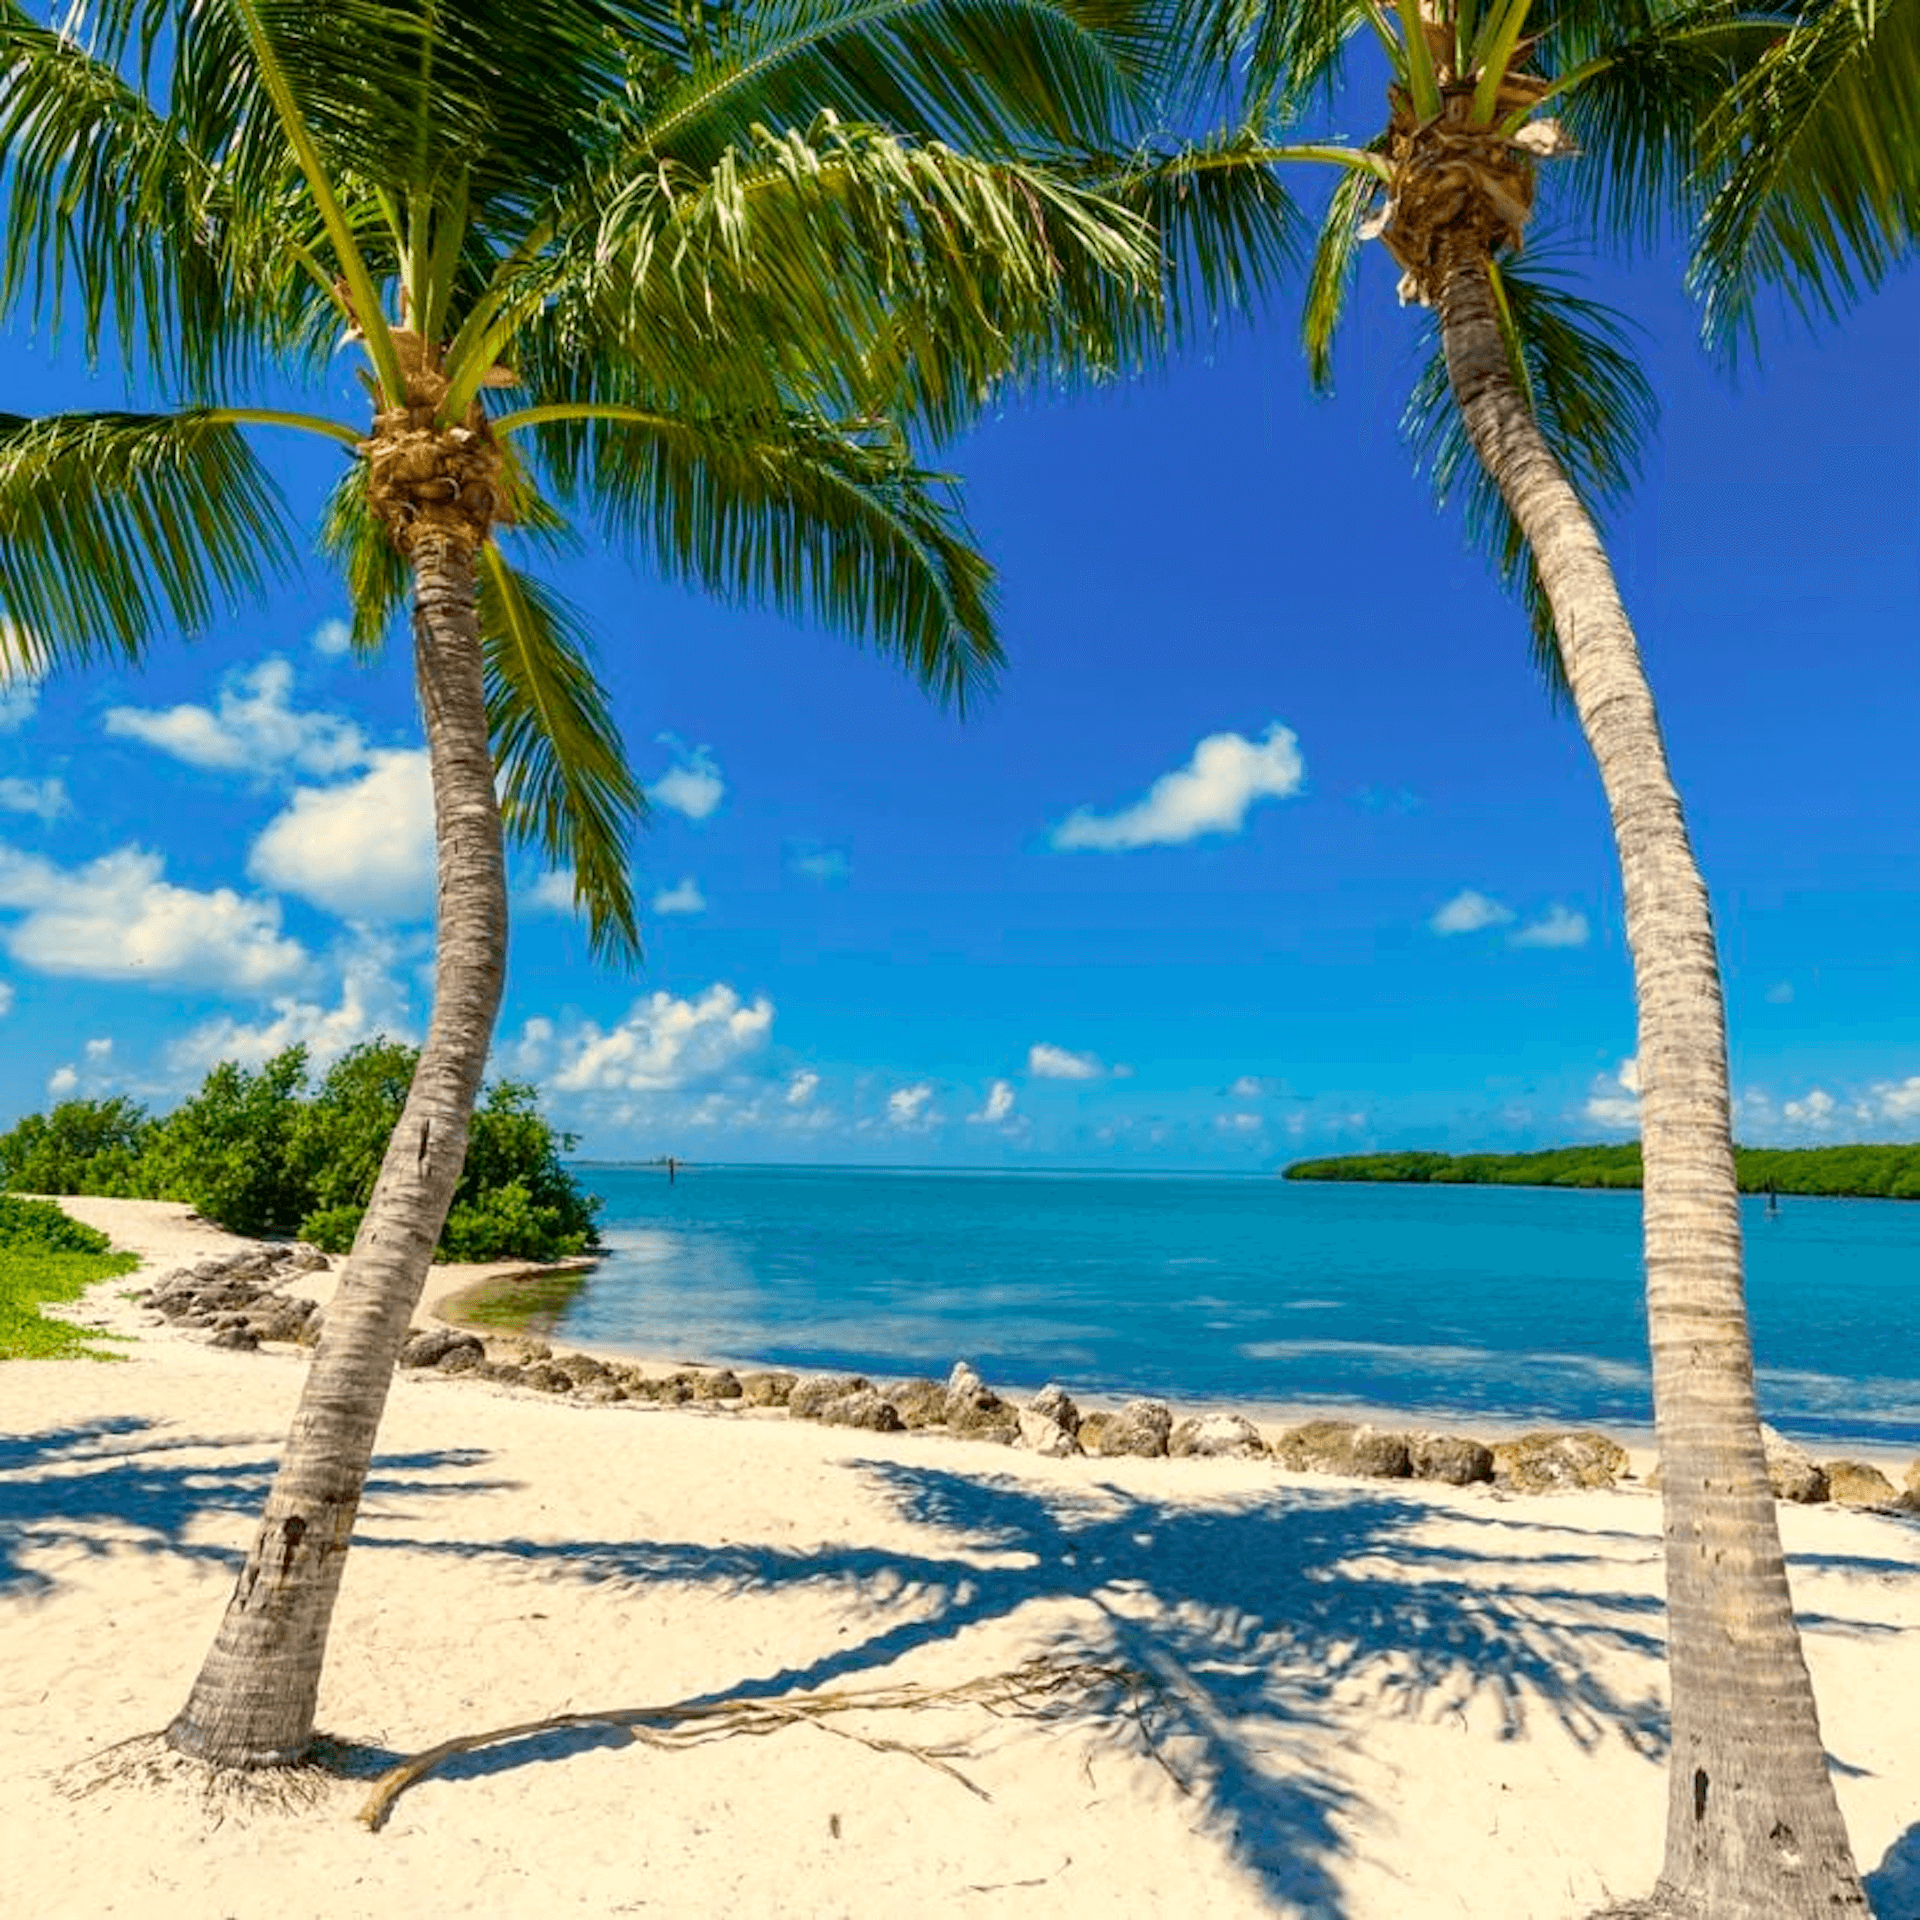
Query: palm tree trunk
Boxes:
[
  {"xmin": 167, "ymin": 531, "xmax": 506, "ymax": 1767},
  {"xmin": 1434, "ymin": 238, "xmax": 1867, "ymax": 1918}
]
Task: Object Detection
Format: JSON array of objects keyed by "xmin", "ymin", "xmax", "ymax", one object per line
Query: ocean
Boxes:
[{"xmin": 549, "ymin": 1164, "xmax": 1920, "ymax": 1446}]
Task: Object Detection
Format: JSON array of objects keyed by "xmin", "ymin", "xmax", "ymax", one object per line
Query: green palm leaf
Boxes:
[
  {"xmin": 479, "ymin": 551, "xmax": 645, "ymax": 967},
  {"xmin": 0, "ymin": 410, "xmax": 291, "ymax": 664},
  {"xmin": 1693, "ymin": 0, "xmax": 1920, "ymax": 346}
]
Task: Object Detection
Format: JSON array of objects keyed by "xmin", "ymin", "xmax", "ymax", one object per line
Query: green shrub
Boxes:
[
  {"xmin": 0, "ymin": 1194, "xmax": 113, "ymax": 1253},
  {"xmin": 0, "ymin": 1097, "xmax": 153, "ymax": 1195},
  {"xmin": 135, "ymin": 1050, "xmax": 311, "ymax": 1237}
]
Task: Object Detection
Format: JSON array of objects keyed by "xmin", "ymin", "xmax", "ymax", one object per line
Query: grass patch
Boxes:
[
  {"xmin": 0, "ymin": 1248, "xmax": 142, "ymax": 1360},
  {"xmin": 438, "ymin": 1265, "xmax": 591, "ymax": 1339}
]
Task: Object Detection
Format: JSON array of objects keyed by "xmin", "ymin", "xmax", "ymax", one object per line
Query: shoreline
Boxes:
[{"xmin": 7, "ymin": 1196, "xmax": 1920, "ymax": 1916}]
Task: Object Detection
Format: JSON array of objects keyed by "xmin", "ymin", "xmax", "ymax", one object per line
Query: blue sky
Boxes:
[{"xmin": 2, "ymin": 219, "xmax": 1915, "ymax": 1169}]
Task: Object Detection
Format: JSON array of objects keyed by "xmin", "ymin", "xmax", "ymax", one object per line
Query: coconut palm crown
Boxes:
[
  {"xmin": 0, "ymin": 0, "xmax": 1185, "ymax": 1769},
  {"xmin": 1143, "ymin": 3, "xmax": 1870, "ymax": 1913}
]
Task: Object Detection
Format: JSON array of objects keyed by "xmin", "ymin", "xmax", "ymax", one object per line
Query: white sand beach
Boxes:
[{"xmin": 3, "ymin": 1199, "xmax": 1918, "ymax": 1918}]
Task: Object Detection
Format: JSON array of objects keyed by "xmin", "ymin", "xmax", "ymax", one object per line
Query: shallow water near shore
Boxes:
[{"xmin": 548, "ymin": 1164, "xmax": 1920, "ymax": 1447}]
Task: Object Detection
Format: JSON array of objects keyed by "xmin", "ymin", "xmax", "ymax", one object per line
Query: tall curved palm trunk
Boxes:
[
  {"xmin": 1435, "ymin": 239, "xmax": 1867, "ymax": 1917},
  {"xmin": 168, "ymin": 532, "xmax": 505, "ymax": 1766}
]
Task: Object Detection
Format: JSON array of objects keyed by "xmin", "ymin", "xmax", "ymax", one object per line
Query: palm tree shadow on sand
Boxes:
[{"xmin": 377, "ymin": 1458, "xmax": 1688, "ymax": 1914}]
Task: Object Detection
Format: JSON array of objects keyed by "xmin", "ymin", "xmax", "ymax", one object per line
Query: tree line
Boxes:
[
  {"xmin": 1286, "ymin": 1143, "xmax": 1920, "ymax": 1201},
  {"xmin": 0, "ymin": 1041, "xmax": 600, "ymax": 1261}
]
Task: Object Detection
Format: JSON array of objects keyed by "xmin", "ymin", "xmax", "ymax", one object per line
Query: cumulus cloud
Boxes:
[
  {"xmin": 1864, "ymin": 1076, "xmax": 1920, "ymax": 1122},
  {"xmin": 47, "ymin": 1064, "xmax": 77, "ymax": 1098},
  {"xmin": 1584, "ymin": 1057, "xmax": 1641, "ymax": 1130},
  {"xmin": 104, "ymin": 658, "xmax": 367, "ymax": 780},
  {"xmin": 969, "ymin": 1079, "xmax": 1016, "ymax": 1125},
  {"xmin": 0, "ymin": 776, "xmax": 68, "ymax": 822},
  {"xmin": 0, "ymin": 842, "xmax": 307, "ymax": 991},
  {"xmin": 0, "ymin": 640, "xmax": 42, "ymax": 734},
  {"xmin": 248, "ymin": 749, "xmax": 435, "ymax": 921},
  {"xmin": 83, "ymin": 1036, "xmax": 112, "ymax": 1061},
  {"xmin": 1052, "ymin": 722, "xmax": 1305, "ymax": 851},
  {"xmin": 166, "ymin": 940, "xmax": 418, "ymax": 1079},
  {"xmin": 0, "ymin": 980, "xmax": 12, "ymax": 1015},
  {"xmin": 1028, "ymin": 1042, "xmax": 1104, "ymax": 1080},
  {"xmin": 652, "ymin": 877, "xmax": 706, "ymax": 916},
  {"xmin": 512, "ymin": 985, "xmax": 774, "ymax": 1094},
  {"xmin": 1215, "ymin": 1112, "xmax": 1263, "ymax": 1135},
  {"xmin": 525, "ymin": 868, "xmax": 577, "ymax": 914},
  {"xmin": 785, "ymin": 1070, "xmax": 820, "ymax": 1106},
  {"xmin": 1228, "ymin": 1075, "xmax": 1270, "ymax": 1100},
  {"xmin": 1512, "ymin": 905, "xmax": 1590, "ymax": 949},
  {"xmin": 1430, "ymin": 889, "xmax": 1514, "ymax": 935},
  {"xmin": 887, "ymin": 1083, "xmax": 936, "ymax": 1129},
  {"xmin": 788, "ymin": 842, "xmax": 850, "ymax": 883},
  {"xmin": 1782, "ymin": 1087, "xmax": 1839, "ymax": 1130},
  {"xmin": 310, "ymin": 617, "xmax": 354, "ymax": 657},
  {"xmin": 651, "ymin": 737, "xmax": 725, "ymax": 820}
]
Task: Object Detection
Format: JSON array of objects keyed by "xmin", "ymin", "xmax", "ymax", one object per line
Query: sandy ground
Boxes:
[{"xmin": 3, "ymin": 1198, "xmax": 1918, "ymax": 1918}]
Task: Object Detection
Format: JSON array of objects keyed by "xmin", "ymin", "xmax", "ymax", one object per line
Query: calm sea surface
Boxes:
[{"xmin": 550, "ymin": 1164, "xmax": 1920, "ymax": 1445}]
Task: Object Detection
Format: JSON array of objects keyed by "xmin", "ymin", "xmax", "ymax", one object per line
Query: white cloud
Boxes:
[
  {"xmin": 104, "ymin": 658, "xmax": 367, "ymax": 780},
  {"xmin": 1215, "ymin": 1112, "xmax": 1263, "ymax": 1135},
  {"xmin": 1584, "ymin": 1057, "xmax": 1641, "ymax": 1130},
  {"xmin": 969, "ymin": 1079, "xmax": 1016, "ymax": 1125},
  {"xmin": 0, "ymin": 842, "xmax": 307, "ymax": 991},
  {"xmin": 887, "ymin": 1083, "xmax": 937, "ymax": 1129},
  {"xmin": 0, "ymin": 776, "xmax": 68, "ymax": 822},
  {"xmin": 651, "ymin": 737, "xmax": 725, "ymax": 820},
  {"xmin": 785, "ymin": 1070, "xmax": 820, "ymax": 1107},
  {"xmin": 166, "ymin": 940, "xmax": 418, "ymax": 1079},
  {"xmin": 310, "ymin": 617, "xmax": 354, "ymax": 657},
  {"xmin": 0, "ymin": 980, "xmax": 13, "ymax": 1016},
  {"xmin": 1765, "ymin": 981, "xmax": 1795, "ymax": 1006},
  {"xmin": 526, "ymin": 868, "xmax": 577, "ymax": 914},
  {"xmin": 789, "ymin": 843, "xmax": 850, "ymax": 882},
  {"xmin": 1865, "ymin": 1076, "xmax": 1920, "ymax": 1122},
  {"xmin": 652, "ymin": 877, "xmax": 706, "ymax": 916},
  {"xmin": 522, "ymin": 984, "xmax": 774, "ymax": 1094},
  {"xmin": 83, "ymin": 1036, "xmax": 112, "ymax": 1061},
  {"xmin": 1430, "ymin": 889, "xmax": 1514, "ymax": 935},
  {"xmin": 1512, "ymin": 905, "xmax": 1590, "ymax": 950},
  {"xmin": 1052, "ymin": 722, "xmax": 1306, "ymax": 851},
  {"xmin": 249, "ymin": 749, "xmax": 435, "ymax": 921},
  {"xmin": 1782, "ymin": 1087, "xmax": 1839, "ymax": 1130},
  {"xmin": 1228, "ymin": 1074, "xmax": 1270, "ymax": 1100},
  {"xmin": 47, "ymin": 1065, "xmax": 77, "ymax": 1098},
  {"xmin": 1029, "ymin": 1042, "xmax": 1104, "ymax": 1080},
  {"xmin": 0, "ymin": 639, "xmax": 42, "ymax": 734}
]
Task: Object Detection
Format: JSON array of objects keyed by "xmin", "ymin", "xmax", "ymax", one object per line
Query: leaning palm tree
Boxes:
[
  {"xmin": 1691, "ymin": 0, "xmax": 1919, "ymax": 346},
  {"xmin": 0, "ymin": 0, "xmax": 1167, "ymax": 1770},
  {"xmin": 1156, "ymin": 2, "xmax": 1867, "ymax": 1910}
]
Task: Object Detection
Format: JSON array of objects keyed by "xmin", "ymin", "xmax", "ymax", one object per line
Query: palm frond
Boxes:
[
  {"xmin": 521, "ymin": 405, "xmax": 1000, "ymax": 710},
  {"xmin": 0, "ymin": 410, "xmax": 291, "ymax": 664},
  {"xmin": 1692, "ymin": 0, "xmax": 1920, "ymax": 347},
  {"xmin": 1301, "ymin": 156, "xmax": 1384, "ymax": 390},
  {"xmin": 1403, "ymin": 255, "xmax": 1656, "ymax": 693},
  {"xmin": 318, "ymin": 462, "xmax": 409, "ymax": 655},
  {"xmin": 478, "ymin": 550, "xmax": 644, "ymax": 968}
]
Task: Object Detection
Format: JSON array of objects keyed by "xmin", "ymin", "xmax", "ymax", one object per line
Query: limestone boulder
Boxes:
[
  {"xmin": 695, "ymin": 1369, "xmax": 743, "ymax": 1401},
  {"xmin": 887, "ymin": 1379, "xmax": 951, "ymax": 1428},
  {"xmin": 817, "ymin": 1389, "xmax": 904, "ymax": 1432},
  {"xmin": 1823, "ymin": 1460, "xmax": 1899, "ymax": 1507},
  {"xmin": 944, "ymin": 1361, "xmax": 1019, "ymax": 1444},
  {"xmin": 1491, "ymin": 1430, "xmax": 1628, "ymax": 1493},
  {"xmin": 1169, "ymin": 1414, "xmax": 1267, "ymax": 1460},
  {"xmin": 738, "ymin": 1371, "xmax": 797, "ymax": 1407},
  {"xmin": 788, "ymin": 1374, "xmax": 872, "ymax": 1420},
  {"xmin": 1029, "ymin": 1383, "xmax": 1081, "ymax": 1437},
  {"xmin": 1760, "ymin": 1426, "xmax": 1829, "ymax": 1504},
  {"xmin": 1095, "ymin": 1399, "xmax": 1174, "ymax": 1459},
  {"xmin": 1017, "ymin": 1409, "xmax": 1081, "ymax": 1458},
  {"xmin": 1408, "ymin": 1434, "xmax": 1495, "ymax": 1486},
  {"xmin": 1274, "ymin": 1420, "xmax": 1411, "ymax": 1479}
]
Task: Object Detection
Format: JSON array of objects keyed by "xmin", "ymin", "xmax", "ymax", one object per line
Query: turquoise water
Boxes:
[{"xmin": 551, "ymin": 1165, "xmax": 1920, "ymax": 1445}]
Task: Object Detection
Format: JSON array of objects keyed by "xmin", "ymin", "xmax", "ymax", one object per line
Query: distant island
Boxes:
[{"xmin": 1283, "ymin": 1143, "xmax": 1920, "ymax": 1201}]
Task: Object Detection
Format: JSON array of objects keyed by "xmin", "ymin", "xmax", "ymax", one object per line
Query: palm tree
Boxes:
[
  {"xmin": 1691, "ymin": 0, "xmax": 1918, "ymax": 345},
  {"xmin": 1155, "ymin": 2, "xmax": 1868, "ymax": 1910},
  {"xmin": 0, "ymin": 0, "xmax": 1166, "ymax": 1769}
]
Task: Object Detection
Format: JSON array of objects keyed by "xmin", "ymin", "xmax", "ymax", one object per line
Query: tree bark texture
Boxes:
[
  {"xmin": 167, "ymin": 533, "xmax": 507, "ymax": 1767},
  {"xmin": 1434, "ymin": 240, "xmax": 1867, "ymax": 1917}
]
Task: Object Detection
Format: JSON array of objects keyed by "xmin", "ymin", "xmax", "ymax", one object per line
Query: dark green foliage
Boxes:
[
  {"xmin": 0, "ymin": 1192, "xmax": 114, "ymax": 1254},
  {"xmin": 0, "ymin": 1096, "xmax": 153, "ymax": 1195},
  {"xmin": 0, "ymin": 1041, "xmax": 599, "ymax": 1260},
  {"xmin": 1285, "ymin": 1142, "xmax": 1920, "ymax": 1200},
  {"xmin": 136, "ymin": 1049, "xmax": 312, "ymax": 1238}
]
